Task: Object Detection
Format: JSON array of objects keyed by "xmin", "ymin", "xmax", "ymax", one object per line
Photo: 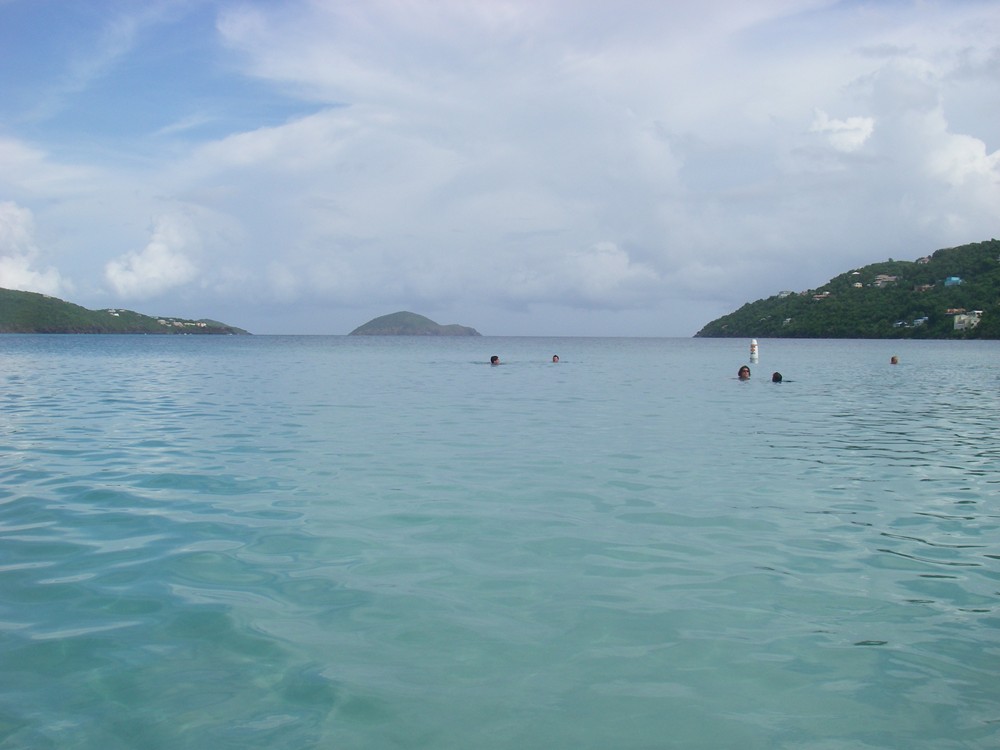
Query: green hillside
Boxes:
[
  {"xmin": 0, "ymin": 288, "xmax": 248, "ymax": 334},
  {"xmin": 696, "ymin": 239, "xmax": 1000, "ymax": 339},
  {"xmin": 350, "ymin": 311, "xmax": 481, "ymax": 336}
]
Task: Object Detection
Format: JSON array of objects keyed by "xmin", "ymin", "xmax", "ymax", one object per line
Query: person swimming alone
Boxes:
[
  {"xmin": 490, "ymin": 355, "xmax": 500, "ymax": 365},
  {"xmin": 738, "ymin": 365, "xmax": 751, "ymax": 380}
]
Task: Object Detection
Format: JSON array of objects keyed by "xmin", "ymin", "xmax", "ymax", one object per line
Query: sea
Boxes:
[{"xmin": 1, "ymin": 334, "xmax": 998, "ymax": 750}]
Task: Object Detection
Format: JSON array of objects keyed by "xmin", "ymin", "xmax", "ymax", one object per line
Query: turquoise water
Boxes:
[{"xmin": 1, "ymin": 335, "xmax": 998, "ymax": 749}]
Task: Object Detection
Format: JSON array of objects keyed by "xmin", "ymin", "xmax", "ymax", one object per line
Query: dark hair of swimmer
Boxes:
[
  {"xmin": 490, "ymin": 355, "xmax": 500, "ymax": 365},
  {"xmin": 771, "ymin": 372, "xmax": 782, "ymax": 383}
]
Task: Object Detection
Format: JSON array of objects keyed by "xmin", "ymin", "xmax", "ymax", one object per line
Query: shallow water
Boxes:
[{"xmin": 1, "ymin": 335, "xmax": 998, "ymax": 749}]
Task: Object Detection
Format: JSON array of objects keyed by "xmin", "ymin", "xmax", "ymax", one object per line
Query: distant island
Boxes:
[
  {"xmin": 696, "ymin": 239, "xmax": 1000, "ymax": 339},
  {"xmin": 350, "ymin": 311, "xmax": 481, "ymax": 336},
  {"xmin": 0, "ymin": 287, "xmax": 249, "ymax": 335}
]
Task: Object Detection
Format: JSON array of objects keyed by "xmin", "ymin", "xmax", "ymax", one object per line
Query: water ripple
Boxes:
[{"xmin": 2, "ymin": 336, "xmax": 999, "ymax": 749}]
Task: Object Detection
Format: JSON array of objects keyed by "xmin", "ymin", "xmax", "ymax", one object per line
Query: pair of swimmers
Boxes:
[
  {"xmin": 490, "ymin": 355, "xmax": 559, "ymax": 365},
  {"xmin": 741, "ymin": 356, "xmax": 898, "ymax": 379},
  {"xmin": 738, "ymin": 366, "xmax": 782, "ymax": 382}
]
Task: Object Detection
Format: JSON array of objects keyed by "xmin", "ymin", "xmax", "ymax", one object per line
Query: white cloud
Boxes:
[
  {"xmin": 3, "ymin": 0, "xmax": 1000, "ymax": 334},
  {"xmin": 810, "ymin": 110, "xmax": 875, "ymax": 152},
  {"xmin": 105, "ymin": 214, "xmax": 200, "ymax": 299},
  {"xmin": 0, "ymin": 137, "xmax": 92, "ymax": 197},
  {"xmin": 500, "ymin": 241, "xmax": 661, "ymax": 309},
  {"xmin": 925, "ymin": 130, "xmax": 1000, "ymax": 187},
  {"xmin": 0, "ymin": 201, "xmax": 67, "ymax": 296},
  {"xmin": 198, "ymin": 1, "xmax": 1000, "ymax": 331}
]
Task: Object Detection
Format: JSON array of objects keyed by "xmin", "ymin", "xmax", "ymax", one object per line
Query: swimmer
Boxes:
[
  {"xmin": 890, "ymin": 355, "xmax": 898, "ymax": 365},
  {"xmin": 771, "ymin": 372, "xmax": 782, "ymax": 383},
  {"xmin": 738, "ymin": 365, "xmax": 751, "ymax": 380},
  {"xmin": 552, "ymin": 355, "xmax": 559, "ymax": 363},
  {"xmin": 490, "ymin": 355, "xmax": 500, "ymax": 365}
]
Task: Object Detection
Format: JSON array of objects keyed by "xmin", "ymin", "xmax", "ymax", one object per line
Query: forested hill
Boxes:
[
  {"xmin": 349, "ymin": 311, "xmax": 481, "ymax": 336},
  {"xmin": 0, "ymin": 288, "xmax": 248, "ymax": 334},
  {"xmin": 696, "ymin": 239, "xmax": 1000, "ymax": 339}
]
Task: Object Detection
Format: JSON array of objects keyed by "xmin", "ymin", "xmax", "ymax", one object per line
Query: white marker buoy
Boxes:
[{"xmin": 750, "ymin": 338, "xmax": 759, "ymax": 362}]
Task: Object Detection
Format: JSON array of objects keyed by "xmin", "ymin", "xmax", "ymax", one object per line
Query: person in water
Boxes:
[
  {"xmin": 771, "ymin": 372, "xmax": 782, "ymax": 383},
  {"xmin": 890, "ymin": 355, "xmax": 899, "ymax": 365},
  {"xmin": 738, "ymin": 365, "xmax": 751, "ymax": 380},
  {"xmin": 552, "ymin": 355, "xmax": 559, "ymax": 363},
  {"xmin": 490, "ymin": 355, "xmax": 500, "ymax": 365}
]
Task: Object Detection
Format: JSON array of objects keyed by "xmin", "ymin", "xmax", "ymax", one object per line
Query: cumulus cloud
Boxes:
[
  {"xmin": 105, "ymin": 214, "xmax": 199, "ymax": 299},
  {"xmin": 3, "ymin": 0, "xmax": 1000, "ymax": 334},
  {"xmin": 925, "ymin": 130, "xmax": 1000, "ymax": 187},
  {"xmin": 858, "ymin": 62, "xmax": 1000, "ymax": 224},
  {"xmin": 810, "ymin": 110, "xmax": 875, "ymax": 153},
  {"xmin": 500, "ymin": 242, "xmax": 661, "ymax": 309},
  {"xmin": 0, "ymin": 201, "xmax": 67, "ymax": 296},
  {"xmin": 198, "ymin": 1, "xmax": 1000, "ymax": 331}
]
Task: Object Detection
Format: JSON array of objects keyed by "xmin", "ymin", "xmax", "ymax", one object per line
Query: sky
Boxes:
[{"xmin": 1, "ymin": 0, "xmax": 999, "ymax": 336}]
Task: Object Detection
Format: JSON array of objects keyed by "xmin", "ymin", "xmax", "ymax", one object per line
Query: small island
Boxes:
[
  {"xmin": 349, "ymin": 311, "xmax": 481, "ymax": 336},
  {"xmin": 0, "ymin": 287, "xmax": 249, "ymax": 334}
]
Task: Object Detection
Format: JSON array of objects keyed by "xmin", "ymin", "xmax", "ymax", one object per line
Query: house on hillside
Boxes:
[
  {"xmin": 944, "ymin": 276, "xmax": 962, "ymax": 286},
  {"xmin": 954, "ymin": 311, "xmax": 981, "ymax": 331}
]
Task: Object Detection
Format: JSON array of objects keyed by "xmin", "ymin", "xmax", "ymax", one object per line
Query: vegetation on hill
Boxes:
[
  {"xmin": 0, "ymin": 288, "xmax": 249, "ymax": 334},
  {"xmin": 350, "ymin": 311, "xmax": 481, "ymax": 336},
  {"xmin": 696, "ymin": 239, "xmax": 1000, "ymax": 339}
]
